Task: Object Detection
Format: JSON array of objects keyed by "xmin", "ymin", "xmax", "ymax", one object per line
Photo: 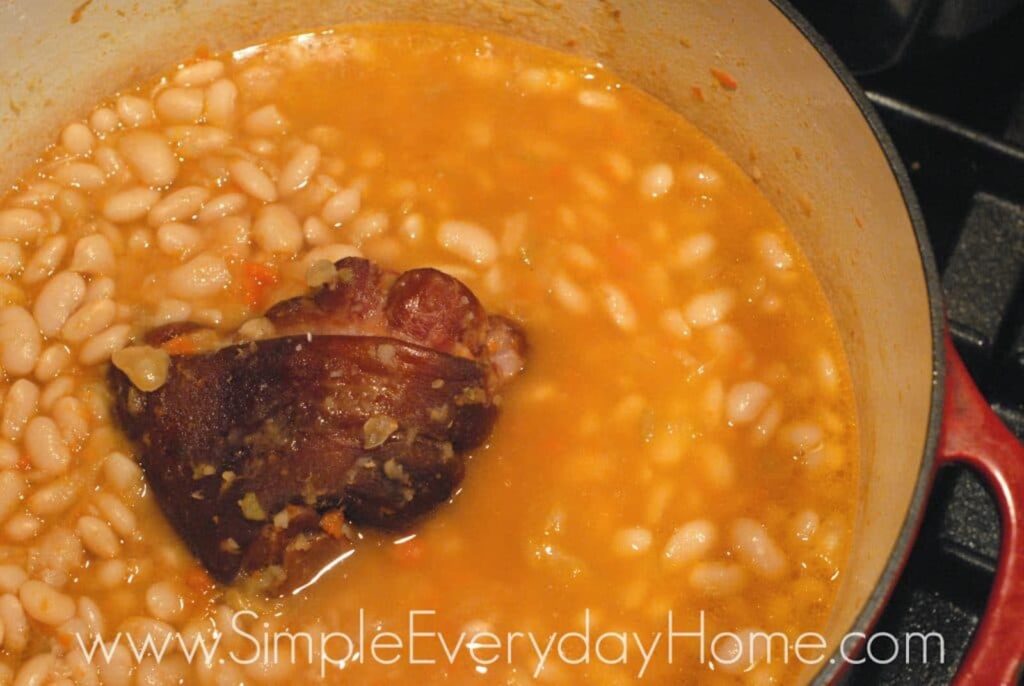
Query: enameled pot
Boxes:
[{"xmin": 0, "ymin": 1, "xmax": 1021, "ymax": 683}]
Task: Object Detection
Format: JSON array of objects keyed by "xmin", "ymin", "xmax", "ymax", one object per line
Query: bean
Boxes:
[
  {"xmin": 33, "ymin": 271, "xmax": 86, "ymax": 337},
  {"xmin": 726, "ymin": 381, "xmax": 772, "ymax": 425},
  {"xmin": 61, "ymin": 298, "xmax": 116, "ymax": 343},
  {"xmin": 39, "ymin": 376, "xmax": 74, "ymax": 412},
  {"xmin": 253, "ymin": 204, "xmax": 303, "ymax": 255},
  {"xmin": 663, "ymin": 520, "xmax": 717, "ymax": 568},
  {"xmin": 145, "ymin": 581, "xmax": 186, "ymax": 622},
  {"xmin": 612, "ymin": 527, "xmax": 653, "ymax": 557},
  {"xmin": 34, "ymin": 344, "xmax": 71, "ymax": 382},
  {"xmin": 165, "ymin": 125, "xmax": 231, "ymax": 158},
  {"xmin": 1, "ymin": 379, "xmax": 38, "ymax": 441},
  {"xmin": 685, "ymin": 290, "xmax": 735, "ymax": 328},
  {"xmin": 115, "ymin": 94, "xmax": 156, "ymax": 128},
  {"xmin": 156, "ymin": 222, "xmax": 204, "ymax": 258},
  {"xmin": 242, "ymin": 104, "xmax": 288, "ymax": 136},
  {"xmin": 278, "ymin": 144, "xmax": 321, "ymax": 196},
  {"xmin": 3, "ymin": 513, "xmax": 40, "ymax": 543},
  {"xmin": 196, "ymin": 192, "xmax": 246, "ymax": 223},
  {"xmin": 155, "ymin": 87, "xmax": 204, "ymax": 124},
  {"xmin": 60, "ymin": 122, "xmax": 96, "ymax": 156},
  {"xmin": 0, "ymin": 594, "xmax": 28, "ymax": 653},
  {"xmin": 52, "ymin": 396, "xmax": 89, "ymax": 447},
  {"xmin": 550, "ymin": 273, "xmax": 590, "ymax": 315},
  {"xmin": 321, "ymin": 187, "xmax": 361, "ymax": 226},
  {"xmin": 0, "ymin": 566, "xmax": 26, "ymax": 594},
  {"xmin": 25, "ymin": 416, "xmax": 71, "ymax": 473},
  {"xmin": 89, "ymin": 106, "xmax": 119, "ymax": 135},
  {"xmin": 0, "ymin": 242, "xmax": 24, "ymax": 275},
  {"xmin": 78, "ymin": 596, "xmax": 106, "ymax": 637},
  {"xmin": 148, "ymin": 185, "xmax": 210, "ymax": 226},
  {"xmin": 28, "ymin": 478, "xmax": 80, "ymax": 516},
  {"xmin": 0, "ymin": 472, "xmax": 27, "ymax": 521},
  {"xmin": 103, "ymin": 451, "xmax": 141, "ymax": 492},
  {"xmin": 757, "ymin": 232, "xmax": 793, "ymax": 270},
  {"xmin": 436, "ymin": 220, "xmax": 496, "ymax": 265},
  {"xmin": 731, "ymin": 518, "xmax": 786, "ymax": 579},
  {"xmin": 94, "ymin": 493, "xmax": 137, "ymax": 538},
  {"xmin": 228, "ymin": 158, "xmax": 277, "ymax": 202},
  {"xmin": 205, "ymin": 79, "xmax": 238, "ymax": 127},
  {"xmin": 639, "ymin": 162, "xmax": 674, "ymax": 198},
  {"xmin": 0, "ymin": 209, "xmax": 44, "ymax": 241},
  {"xmin": 676, "ymin": 233, "xmax": 716, "ymax": 268},
  {"xmin": 118, "ymin": 131, "xmax": 179, "ymax": 187},
  {"xmin": 68, "ymin": 235, "xmax": 116, "ymax": 278},
  {"xmin": 94, "ymin": 145, "xmax": 127, "ymax": 178},
  {"xmin": 151, "ymin": 299, "xmax": 191, "ymax": 325},
  {"xmin": 0, "ymin": 307, "xmax": 42, "ymax": 377},
  {"xmin": 52, "ymin": 161, "xmax": 106, "ymax": 191},
  {"xmin": 21, "ymin": 235, "xmax": 68, "ymax": 285},
  {"xmin": 0, "ymin": 441, "xmax": 17, "ymax": 469},
  {"xmin": 102, "ymin": 186, "xmax": 161, "ymax": 223},
  {"xmin": 77, "ymin": 515, "xmax": 121, "ymax": 559},
  {"xmin": 167, "ymin": 254, "xmax": 231, "ymax": 299},
  {"xmin": 599, "ymin": 283, "xmax": 637, "ymax": 332},
  {"xmin": 19, "ymin": 580, "xmax": 75, "ymax": 625},
  {"xmin": 79, "ymin": 324, "xmax": 131, "ymax": 365},
  {"xmin": 174, "ymin": 59, "xmax": 225, "ymax": 87}
]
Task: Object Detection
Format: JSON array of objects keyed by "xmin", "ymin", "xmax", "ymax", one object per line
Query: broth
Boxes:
[{"xmin": 0, "ymin": 23, "xmax": 857, "ymax": 684}]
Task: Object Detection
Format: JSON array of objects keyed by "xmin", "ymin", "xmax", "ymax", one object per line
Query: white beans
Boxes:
[
  {"xmin": 53, "ymin": 162, "xmax": 106, "ymax": 191},
  {"xmin": 684, "ymin": 290, "xmax": 735, "ymax": 328},
  {"xmin": 89, "ymin": 106, "xmax": 119, "ymax": 135},
  {"xmin": 612, "ymin": 526, "xmax": 653, "ymax": 556},
  {"xmin": 0, "ymin": 472, "xmax": 27, "ymax": 522},
  {"xmin": 278, "ymin": 144, "xmax": 321, "ymax": 196},
  {"xmin": 550, "ymin": 273, "xmax": 591, "ymax": 314},
  {"xmin": 33, "ymin": 271, "xmax": 86, "ymax": 337},
  {"xmin": 639, "ymin": 163, "xmax": 674, "ymax": 198},
  {"xmin": 19, "ymin": 580, "xmax": 75, "ymax": 626},
  {"xmin": 53, "ymin": 396, "xmax": 89, "ymax": 447},
  {"xmin": 22, "ymin": 236, "xmax": 68, "ymax": 285},
  {"xmin": 118, "ymin": 131, "xmax": 179, "ymax": 187},
  {"xmin": 242, "ymin": 104, "xmax": 289, "ymax": 136},
  {"xmin": 103, "ymin": 451, "xmax": 141, "ymax": 492},
  {"xmin": 676, "ymin": 233, "xmax": 716, "ymax": 268},
  {"xmin": 94, "ymin": 493, "xmax": 137, "ymax": 538},
  {"xmin": 62, "ymin": 298, "xmax": 116, "ymax": 343},
  {"xmin": 115, "ymin": 95, "xmax": 156, "ymax": 128},
  {"xmin": 27, "ymin": 479, "xmax": 80, "ymax": 516},
  {"xmin": 436, "ymin": 220, "xmax": 497, "ymax": 265},
  {"xmin": 167, "ymin": 254, "xmax": 231, "ymax": 298},
  {"xmin": 0, "ymin": 593, "xmax": 28, "ymax": 653},
  {"xmin": 0, "ymin": 209, "xmax": 44, "ymax": 241},
  {"xmin": 731, "ymin": 518, "xmax": 786, "ymax": 579},
  {"xmin": 25, "ymin": 416, "xmax": 71, "ymax": 474},
  {"xmin": 0, "ymin": 307, "xmax": 42, "ymax": 377},
  {"xmin": 725, "ymin": 381, "xmax": 772, "ymax": 425},
  {"xmin": 157, "ymin": 222, "xmax": 204, "ymax": 258},
  {"xmin": 60, "ymin": 122, "xmax": 95, "ymax": 156},
  {"xmin": 77, "ymin": 516, "xmax": 121, "ymax": 559},
  {"xmin": 599, "ymin": 283, "xmax": 637, "ymax": 332},
  {"xmin": 0, "ymin": 441, "xmax": 17, "ymax": 469},
  {"xmin": 166, "ymin": 125, "xmax": 232, "ymax": 158},
  {"xmin": 0, "ymin": 241, "xmax": 23, "ymax": 275},
  {"xmin": 321, "ymin": 188, "xmax": 361, "ymax": 226},
  {"xmin": 197, "ymin": 192, "xmax": 246, "ymax": 223},
  {"xmin": 69, "ymin": 234, "xmax": 116, "ymax": 275},
  {"xmin": 102, "ymin": 187, "xmax": 161, "ymax": 223},
  {"xmin": 1, "ymin": 379, "xmax": 38, "ymax": 441},
  {"xmin": 78, "ymin": 324, "xmax": 131, "ymax": 365},
  {"xmin": 253, "ymin": 204, "xmax": 303, "ymax": 255},
  {"xmin": 228, "ymin": 158, "xmax": 277, "ymax": 202},
  {"xmin": 757, "ymin": 232, "xmax": 793, "ymax": 270},
  {"xmin": 689, "ymin": 562, "xmax": 746, "ymax": 595},
  {"xmin": 0, "ymin": 566, "xmax": 26, "ymax": 594},
  {"xmin": 174, "ymin": 60, "xmax": 225, "ymax": 87},
  {"xmin": 145, "ymin": 582, "xmax": 186, "ymax": 622},
  {"xmin": 663, "ymin": 520, "xmax": 717, "ymax": 568},
  {"xmin": 205, "ymin": 79, "xmax": 238, "ymax": 127},
  {"xmin": 34, "ymin": 344, "xmax": 71, "ymax": 382},
  {"xmin": 148, "ymin": 186, "xmax": 210, "ymax": 226},
  {"xmin": 155, "ymin": 87, "xmax": 204, "ymax": 124}
]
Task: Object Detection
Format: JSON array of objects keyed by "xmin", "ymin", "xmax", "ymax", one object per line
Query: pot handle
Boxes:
[{"xmin": 939, "ymin": 335, "xmax": 1024, "ymax": 685}]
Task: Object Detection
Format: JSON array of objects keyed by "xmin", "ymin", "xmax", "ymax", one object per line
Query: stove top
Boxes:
[{"xmin": 792, "ymin": 3, "xmax": 1024, "ymax": 684}]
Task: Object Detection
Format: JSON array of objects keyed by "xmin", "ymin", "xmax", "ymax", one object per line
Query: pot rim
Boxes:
[{"xmin": 758, "ymin": 1, "xmax": 947, "ymax": 682}]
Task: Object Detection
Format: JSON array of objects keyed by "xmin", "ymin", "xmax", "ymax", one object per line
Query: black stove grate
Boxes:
[{"xmin": 803, "ymin": 5, "xmax": 1024, "ymax": 684}]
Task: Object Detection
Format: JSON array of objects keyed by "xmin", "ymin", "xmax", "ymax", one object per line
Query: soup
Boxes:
[{"xmin": 0, "ymin": 23, "xmax": 857, "ymax": 685}]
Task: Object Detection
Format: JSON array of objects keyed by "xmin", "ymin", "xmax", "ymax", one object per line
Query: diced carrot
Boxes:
[
  {"xmin": 691, "ymin": 85, "xmax": 705, "ymax": 102},
  {"xmin": 162, "ymin": 335, "xmax": 198, "ymax": 356},
  {"xmin": 319, "ymin": 510, "xmax": 345, "ymax": 539},
  {"xmin": 240, "ymin": 261, "xmax": 280, "ymax": 308},
  {"xmin": 710, "ymin": 67, "xmax": 739, "ymax": 91},
  {"xmin": 390, "ymin": 537, "xmax": 426, "ymax": 566}
]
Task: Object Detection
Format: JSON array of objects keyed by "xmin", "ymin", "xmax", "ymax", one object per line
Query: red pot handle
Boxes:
[{"xmin": 939, "ymin": 335, "xmax": 1024, "ymax": 685}]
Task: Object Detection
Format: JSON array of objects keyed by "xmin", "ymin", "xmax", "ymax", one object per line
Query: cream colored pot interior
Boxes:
[{"xmin": 0, "ymin": 0, "xmax": 936, "ymax": 681}]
